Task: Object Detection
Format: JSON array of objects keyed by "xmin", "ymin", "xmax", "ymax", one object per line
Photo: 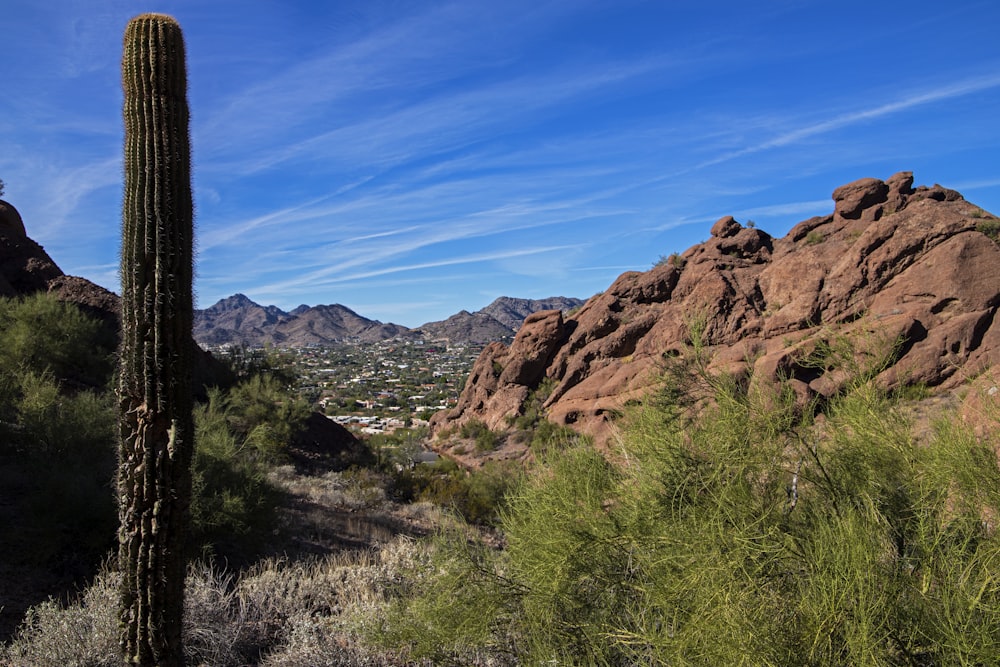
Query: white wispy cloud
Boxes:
[
  {"xmin": 950, "ymin": 177, "xmax": 1000, "ymax": 192},
  {"xmin": 199, "ymin": 54, "xmax": 679, "ymax": 180},
  {"xmin": 696, "ymin": 72, "xmax": 1000, "ymax": 170},
  {"xmin": 253, "ymin": 243, "xmax": 582, "ymax": 298}
]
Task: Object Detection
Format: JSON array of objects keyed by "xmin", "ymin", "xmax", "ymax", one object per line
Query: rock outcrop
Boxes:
[
  {"xmin": 0, "ymin": 199, "xmax": 231, "ymax": 393},
  {"xmin": 0, "ymin": 198, "xmax": 122, "ymax": 325},
  {"xmin": 0, "ymin": 199, "xmax": 63, "ymax": 298},
  {"xmin": 431, "ymin": 173, "xmax": 1000, "ymax": 448}
]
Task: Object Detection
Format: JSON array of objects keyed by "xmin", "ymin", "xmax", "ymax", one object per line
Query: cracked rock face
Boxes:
[{"xmin": 433, "ymin": 172, "xmax": 1000, "ymax": 450}]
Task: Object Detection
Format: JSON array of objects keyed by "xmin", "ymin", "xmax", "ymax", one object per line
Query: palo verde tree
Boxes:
[{"xmin": 117, "ymin": 14, "xmax": 195, "ymax": 666}]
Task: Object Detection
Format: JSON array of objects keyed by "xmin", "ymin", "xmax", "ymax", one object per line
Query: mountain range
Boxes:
[{"xmin": 193, "ymin": 294, "xmax": 584, "ymax": 347}]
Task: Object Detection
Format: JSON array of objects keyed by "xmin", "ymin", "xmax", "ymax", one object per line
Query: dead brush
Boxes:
[{"xmin": 0, "ymin": 537, "xmax": 433, "ymax": 666}]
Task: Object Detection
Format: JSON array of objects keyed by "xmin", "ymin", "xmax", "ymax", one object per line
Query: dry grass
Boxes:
[
  {"xmin": 0, "ymin": 460, "xmax": 464, "ymax": 666},
  {"xmin": 0, "ymin": 537, "xmax": 434, "ymax": 667},
  {"xmin": 0, "ymin": 564, "xmax": 119, "ymax": 667},
  {"xmin": 265, "ymin": 465, "xmax": 454, "ymax": 557},
  {"xmin": 0, "ymin": 457, "xmax": 488, "ymax": 665}
]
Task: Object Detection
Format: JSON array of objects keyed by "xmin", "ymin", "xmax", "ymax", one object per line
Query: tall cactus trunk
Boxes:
[{"xmin": 117, "ymin": 13, "xmax": 195, "ymax": 667}]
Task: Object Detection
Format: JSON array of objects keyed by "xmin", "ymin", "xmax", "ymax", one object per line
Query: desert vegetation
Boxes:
[
  {"xmin": 381, "ymin": 345, "xmax": 1000, "ymax": 665},
  {"xmin": 0, "ymin": 292, "xmax": 379, "ymax": 650},
  {"xmin": 3, "ymin": 308, "xmax": 999, "ymax": 664},
  {"xmin": 0, "ymin": 293, "xmax": 119, "ymax": 640}
]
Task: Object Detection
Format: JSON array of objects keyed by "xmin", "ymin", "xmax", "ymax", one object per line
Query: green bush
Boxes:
[
  {"xmin": 388, "ymin": 458, "xmax": 518, "ymax": 526},
  {"xmin": 367, "ymin": 427, "xmax": 425, "ymax": 469},
  {"xmin": 0, "ymin": 296, "xmax": 118, "ymax": 578},
  {"xmin": 386, "ymin": 356, "xmax": 1000, "ymax": 664},
  {"xmin": 976, "ymin": 217, "xmax": 1000, "ymax": 242},
  {"xmin": 654, "ymin": 252, "xmax": 686, "ymax": 269},
  {"xmin": 188, "ymin": 383, "xmax": 303, "ymax": 562},
  {"xmin": 805, "ymin": 229, "xmax": 825, "ymax": 245},
  {"xmin": 3, "ymin": 370, "xmax": 117, "ymax": 567},
  {"xmin": 507, "ymin": 377, "xmax": 587, "ymax": 455},
  {"xmin": 528, "ymin": 418, "xmax": 582, "ymax": 456},
  {"xmin": 0, "ymin": 293, "xmax": 114, "ymax": 388},
  {"xmin": 225, "ymin": 374, "xmax": 311, "ymax": 459},
  {"xmin": 460, "ymin": 418, "xmax": 501, "ymax": 453}
]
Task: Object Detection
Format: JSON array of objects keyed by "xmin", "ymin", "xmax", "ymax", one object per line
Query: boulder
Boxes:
[{"xmin": 833, "ymin": 176, "xmax": 889, "ymax": 220}]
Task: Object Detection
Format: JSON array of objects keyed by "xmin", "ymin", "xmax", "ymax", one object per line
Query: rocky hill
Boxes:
[
  {"xmin": 194, "ymin": 294, "xmax": 584, "ymax": 347},
  {"xmin": 194, "ymin": 294, "xmax": 290, "ymax": 346},
  {"xmin": 1, "ymin": 198, "xmax": 119, "ymax": 324},
  {"xmin": 413, "ymin": 296, "xmax": 584, "ymax": 342},
  {"xmin": 194, "ymin": 295, "xmax": 408, "ymax": 347},
  {"xmin": 479, "ymin": 296, "xmax": 584, "ymax": 331},
  {"xmin": 430, "ymin": 172, "xmax": 1000, "ymax": 453}
]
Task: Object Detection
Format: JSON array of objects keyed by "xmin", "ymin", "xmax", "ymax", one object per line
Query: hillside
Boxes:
[
  {"xmin": 194, "ymin": 295, "xmax": 409, "ymax": 347},
  {"xmin": 1, "ymin": 198, "xmax": 120, "ymax": 330},
  {"xmin": 431, "ymin": 172, "xmax": 1000, "ymax": 454},
  {"xmin": 194, "ymin": 294, "xmax": 584, "ymax": 347},
  {"xmin": 412, "ymin": 296, "xmax": 584, "ymax": 342}
]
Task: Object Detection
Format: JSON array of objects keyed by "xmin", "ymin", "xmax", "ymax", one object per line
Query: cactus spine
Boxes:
[{"xmin": 118, "ymin": 14, "xmax": 194, "ymax": 667}]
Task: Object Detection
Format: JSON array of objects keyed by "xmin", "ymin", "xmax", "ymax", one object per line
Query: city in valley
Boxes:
[{"xmin": 213, "ymin": 339, "xmax": 489, "ymax": 436}]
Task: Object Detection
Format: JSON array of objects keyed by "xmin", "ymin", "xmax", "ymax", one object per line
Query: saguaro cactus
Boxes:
[{"xmin": 118, "ymin": 13, "xmax": 194, "ymax": 667}]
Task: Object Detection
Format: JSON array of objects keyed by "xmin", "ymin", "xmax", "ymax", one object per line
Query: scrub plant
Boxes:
[{"xmin": 383, "ymin": 342, "xmax": 1000, "ymax": 665}]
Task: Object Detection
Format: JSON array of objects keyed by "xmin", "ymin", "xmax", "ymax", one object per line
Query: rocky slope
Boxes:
[
  {"xmin": 194, "ymin": 293, "xmax": 290, "ymax": 346},
  {"xmin": 1, "ymin": 199, "xmax": 63, "ymax": 295},
  {"xmin": 1, "ymin": 198, "xmax": 119, "ymax": 324},
  {"xmin": 431, "ymin": 172, "xmax": 1000, "ymax": 450}
]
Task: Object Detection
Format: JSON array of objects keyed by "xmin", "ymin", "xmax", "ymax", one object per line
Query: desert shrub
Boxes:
[
  {"xmin": 367, "ymin": 427, "xmax": 425, "ymax": 470},
  {"xmin": 976, "ymin": 217, "xmax": 1000, "ymax": 242},
  {"xmin": 805, "ymin": 229, "xmax": 825, "ymax": 245},
  {"xmin": 188, "ymin": 370, "xmax": 311, "ymax": 561},
  {"xmin": 376, "ymin": 531, "xmax": 520, "ymax": 665},
  {"xmin": 0, "ymin": 293, "xmax": 114, "ymax": 388},
  {"xmin": 14, "ymin": 374, "xmax": 117, "ymax": 565},
  {"xmin": 0, "ymin": 563, "xmax": 120, "ymax": 667},
  {"xmin": 388, "ymin": 458, "xmax": 518, "ymax": 526},
  {"xmin": 510, "ymin": 377, "xmax": 556, "ymax": 431},
  {"xmin": 386, "ymin": 352, "xmax": 1000, "ymax": 664},
  {"xmin": 0, "ymin": 297, "xmax": 118, "ymax": 583},
  {"xmin": 179, "ymin": 335, "xmax": 313, "ymax": 563},
  {"xmin": 225, "ymin": 374, "xmax": 311, "ymax": 461},
  {"xmin": 528, "ymin": 418, "xmax": 584, "ymax": 456},
  {"xmin": 506, "ymin": 378, "xmax": 587, "ymax": 455},
  {"xmin": 460, "ymin": 418, "xmax": 501, "ymax": 453},
  {"xmin": 189, "ymin": 386, "xmax": 290, "ymax": 562},
  {"xmin": 459, "ymin": 418, "xmax": 489, "ymax": 439},
  {"xmin": 654, "ymin": 252, "xmax": 686, "ymax": 269},
  {"xmin": 1, "ymin": 546, "xmax": 409, "ymax": 667}
]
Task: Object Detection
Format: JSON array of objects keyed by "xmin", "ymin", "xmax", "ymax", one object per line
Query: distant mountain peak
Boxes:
[
  {"xmin": 412, "ymin": 296, "xmax": 585, "ymax": 343},
  {"xmin": 193, "ymin": 294, "xmax": 584, "ymax": 347}
]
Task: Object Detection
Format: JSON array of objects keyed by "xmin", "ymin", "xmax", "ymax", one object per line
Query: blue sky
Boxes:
[{"xmin": 3, "ymin": 1, "xmax": 999, "ymax": 327}]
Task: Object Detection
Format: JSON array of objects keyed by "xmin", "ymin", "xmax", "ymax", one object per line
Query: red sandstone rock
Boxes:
[{"xmin": 433, "ymin": 172, "xmax": 1000, "ymax": 451}]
